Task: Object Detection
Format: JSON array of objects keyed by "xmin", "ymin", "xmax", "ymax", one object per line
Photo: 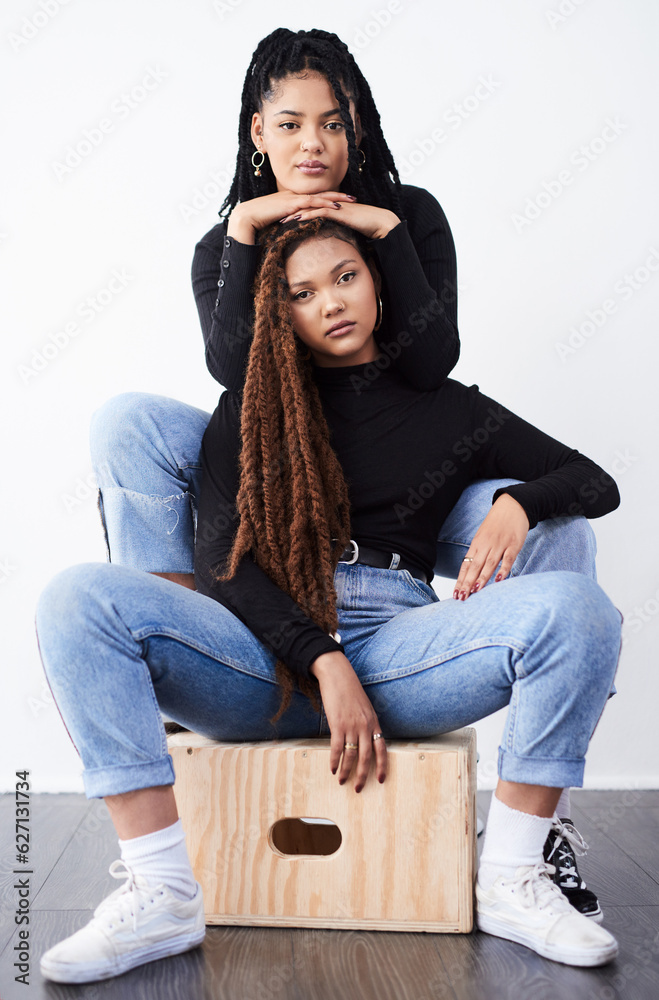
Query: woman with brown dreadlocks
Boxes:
[{"xmin": 37, "ymin": 216, "xmax": 621, "ymax": 980}]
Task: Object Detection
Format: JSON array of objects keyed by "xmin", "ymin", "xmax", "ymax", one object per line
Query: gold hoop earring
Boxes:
[
  {"xmin": 358, "ymin": 148, "xmax": 366, "ymax": 174},
  {"xmin": 374, "ymin": 295, "xmax": 383, "ymax": 331},
  {"xmin": 251, "ymin": 148, "xmax": 266, "ymax": 177}
]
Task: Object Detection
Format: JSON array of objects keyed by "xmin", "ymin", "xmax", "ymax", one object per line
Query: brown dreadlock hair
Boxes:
[{"xmin": 220, "ymin": 218, "xmax": 377, "ymax": 723}]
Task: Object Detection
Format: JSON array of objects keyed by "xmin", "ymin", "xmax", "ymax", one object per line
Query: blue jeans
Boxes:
[
  {"xmin": 35, "ymin": 392, "xmax": 620, "ymax": 800},
  {"xmin": 89, "ymin": 393, "xmax": 599, "ymax": 580},
  {"xmin": 36, "ymin": 561, "xmax": 621, "ymax": 798}
]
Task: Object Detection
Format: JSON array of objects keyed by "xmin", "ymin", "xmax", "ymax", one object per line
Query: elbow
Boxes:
[
  {"xmin": 204, "ymin": 343, "xmax": 220, "ymax": 382},
  {"xmin": 449, "ymin": 329, "xmax": 460, "ymax": 369},
  {"xmin": 403, "ymin": 333, "xmax": 460, "ymax": 391},
  {"xmin": 600, "ymin": 466, "xmax": 620, "ymax": 514},
  {"xmin": 609, "ymin": 480, "xmax": 621, "ymax": 513},
  {"xmin": 205, "ymin": 342, "xmax": 231, "ymax": 388}
]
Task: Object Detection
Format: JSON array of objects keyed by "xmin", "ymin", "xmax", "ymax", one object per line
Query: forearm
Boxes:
[
  {"xmin": 491, "ymin": 458, "xmax": 620, "ymax": 528},
  {"xmin": 371, "ymin": 220, "xmax": 460, "ymax": 390},
  {"xmin": 226, "ymin": 206, "xmax": 257, "ymax": 245},
  {"xmin": 309, "ymin": 648, "xmax": 346, "ymax": 678},
  {"xmin": 191, "ymin": 222, "xmax": 260, "ymax": 389},
  {"xmin": 470, "ymin": 389, "xmax": 621, "ymax": 527}
]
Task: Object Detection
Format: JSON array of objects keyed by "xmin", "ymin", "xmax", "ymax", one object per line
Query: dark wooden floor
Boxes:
[{"xmin": 0, "ymin": 790, "xmax": 657, "ymax": 999}]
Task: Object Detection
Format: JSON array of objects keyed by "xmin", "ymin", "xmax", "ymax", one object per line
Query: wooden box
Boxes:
[{"xmin": 168, "ymin": 728, "xmax": 476, "ymax": 933}]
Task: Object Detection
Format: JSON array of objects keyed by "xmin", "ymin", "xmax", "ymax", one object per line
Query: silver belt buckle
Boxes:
[{"xmin": 340, "ymin": 539, "xmax": 360, "ymax": 565}]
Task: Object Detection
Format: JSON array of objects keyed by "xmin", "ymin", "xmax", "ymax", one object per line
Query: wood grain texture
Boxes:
[
  {"xmin": 434, "ymin": 925, "xmax": 620, "ymax": 1000},
  {"xmin": 572, "ymin": 789, "xmax": 659, "ymax": 809},
  {"xmin": 0, "ymin": 794, "xmax": 90, "ymax": 960},
  {"xmin": 290, "ymin": 926, "xmax": 451, "ymax": 1000},
  {"xmin": 583, "ymin": 904, "xmax": 659, "ymax": 1000},
  {"xmin": 31, "ymin": 798, "xmax": 119, "ymax": 911},
  {"xmin": 574, "ymin": 807, "xmax": 659, "ymax": 883},
  {"xmin": 168, "ymin": 730, "xmax": 477, "ymax": 932},
  {"xmin": 567, "ymin": 802, "xmax": 659, "ymax": 906}
]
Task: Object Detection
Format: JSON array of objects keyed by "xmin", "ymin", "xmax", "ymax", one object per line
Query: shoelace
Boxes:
[
  {"xmin": 546, "ymin": 819, "xmax": 590, "ymax": 889},
  {"xmin": 507, "ymin": 863, "xmax": 571, "ymax": 912},
  {"xmin": 96, "ymin": 860, "xmax": 157, "ymax": 934},
  {"xmin": 552, "ymin": 818, "xmax": 590, "ymax": 856}
]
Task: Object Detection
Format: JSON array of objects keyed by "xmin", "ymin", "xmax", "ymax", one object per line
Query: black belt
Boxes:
[{"xmin": 338, "ymin": 540, "xmax": 429, "ymax": 585}]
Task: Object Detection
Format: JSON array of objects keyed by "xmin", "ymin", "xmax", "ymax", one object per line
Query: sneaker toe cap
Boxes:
[
  {"xmin": 547, "ymin": 911, "xmax": 617, "ymax": 952},
  {"xmin": 41, "ymin": 923, "xmax": 114, "ymax": 970}
]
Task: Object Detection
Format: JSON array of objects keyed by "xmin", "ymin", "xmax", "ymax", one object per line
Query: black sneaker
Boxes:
[{"xmin": 543, "ymin": 817, "xmax": 603, "ymax": 923}]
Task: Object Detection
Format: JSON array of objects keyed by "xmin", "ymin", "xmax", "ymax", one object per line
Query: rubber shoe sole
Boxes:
[
  {"xmin": 40, "ymin": 924, "xmax": 206, "ymax": 984},
  {"xmin": 476, "ymin": 909, "xmax": 617, "ymax": 967},
  {"xmin": 563, "ymin": 888, "xmax": 604, "ymax": 923}
]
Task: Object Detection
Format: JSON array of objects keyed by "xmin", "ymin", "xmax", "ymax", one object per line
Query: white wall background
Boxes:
[{"xmin": 1, "ymin": 0, "xmax": 657, "ymax": 793}]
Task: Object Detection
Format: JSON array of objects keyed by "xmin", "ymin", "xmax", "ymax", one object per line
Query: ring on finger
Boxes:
[
  {"xmin": 343, "ymin": 742, "xmax": 359, "ymax": 750},
  {"xmin": 462, "ymin": 557, "xmax": 474, "ymax": 563},
  {"xmin": 372, "ymin": 733, "xmax": 384, "ymax": 741}
]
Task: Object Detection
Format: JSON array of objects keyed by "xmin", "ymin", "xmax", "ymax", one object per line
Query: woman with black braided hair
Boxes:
[
  {"xmin": 37, "ymin": 216, "xmax": 621, "ymax": 979},
  {"xmin": 203, "ymin": 26, "xmax": 459, "ymax": 393}
]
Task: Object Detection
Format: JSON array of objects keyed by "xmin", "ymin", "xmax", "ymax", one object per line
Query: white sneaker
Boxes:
[
  {"xmin": 40, "ymin": 860, "xmax": 205, "ymax": 983},
  {"xmin": 476, "ymin": 862, "xmax": 618, "ymax": 967}
]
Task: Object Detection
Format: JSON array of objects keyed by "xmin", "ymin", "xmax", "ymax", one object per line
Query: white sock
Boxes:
[
  {"xmin": 478, "ymin": 794, "xmax": 553, "ymax": 889},
  {"xmin": 118, "ymin": 819, "xmax": 196, "ymax": 900},
  {"xmin": 556, "ymin": 787, "xmax": 571, "ymax": 820}
]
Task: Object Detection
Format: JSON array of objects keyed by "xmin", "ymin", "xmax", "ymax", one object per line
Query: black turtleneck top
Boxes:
[
  {"xmin": 191, "ymin": 184, "xmax": 460, "ymax": 392},
  {"xmin": 194, "ymin": 365, "xmax": 620, "ymax": 681}
]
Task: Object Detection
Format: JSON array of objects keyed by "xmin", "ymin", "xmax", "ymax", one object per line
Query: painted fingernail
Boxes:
[
  {"xmin": 473, "ymin": 582, "xmax": 480, "ymax": 592},
  {"xmin": 333, "ymin": 202, "xmax": 341, "ymax": 209},
  {"xmin": 460, "ymin": 591, "xmax": 466, "ymax": 601},
  {"xmin": 331, "ymin": 767, "xmax": 337, "ymax": 774},
  {"xmin": 379, "ymin": 776, "xmax": 385, "ymax": 783},
  {"xmin": 292, "ymin": 214, "xmax": 302, "ymax": 220},
  {"xmin": 355, "ymin": 786, "xmax": 363, "ymax": 793},
  {"xmin": 347, "ymin": 195, "xmax": 357, "ymax": 200},
  {"xmin": 279, "ymin": 216, "xmax": 289, "ymax": 223},
  {"xmin": 453, "ymin": 590, "xmax": 459, "ymax": 600},
  {"xmin": 338, "ymin": 778, "xmax": 346, "ymax": 785},
  {"xmin": 495, "ymin": 573, "xmax": 503, "ymax": 582}
]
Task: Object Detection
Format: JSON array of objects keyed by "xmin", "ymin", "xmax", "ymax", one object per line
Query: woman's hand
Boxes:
[
  {"xmin": 453, "ymin": 493, "xmax": 530, "ymax": 600},
  {"xmin": 280, "ymin": 200, "xmax": 400, "ymax": 240},
  {"xmin": 309, "ymin": 650, "xmax": 387, "ymax": 791},
  {"xmin": 227, "ymin": 191, "xmax": 359, "ymax": 244}
]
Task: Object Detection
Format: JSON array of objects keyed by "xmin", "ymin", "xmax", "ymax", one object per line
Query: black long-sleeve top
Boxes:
[
  {"xmin": 191, "ymin": 185, "xmax": 460, "ymax": 392},
  {"xmin": 194, "ymin": 366, "xmax": 620, "ymax": 682}
]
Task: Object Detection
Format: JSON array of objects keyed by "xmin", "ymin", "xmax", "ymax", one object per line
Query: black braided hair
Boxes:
[{"xmin": 219, "ymin": 28, "xmax": 403, "ymax": 218}]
